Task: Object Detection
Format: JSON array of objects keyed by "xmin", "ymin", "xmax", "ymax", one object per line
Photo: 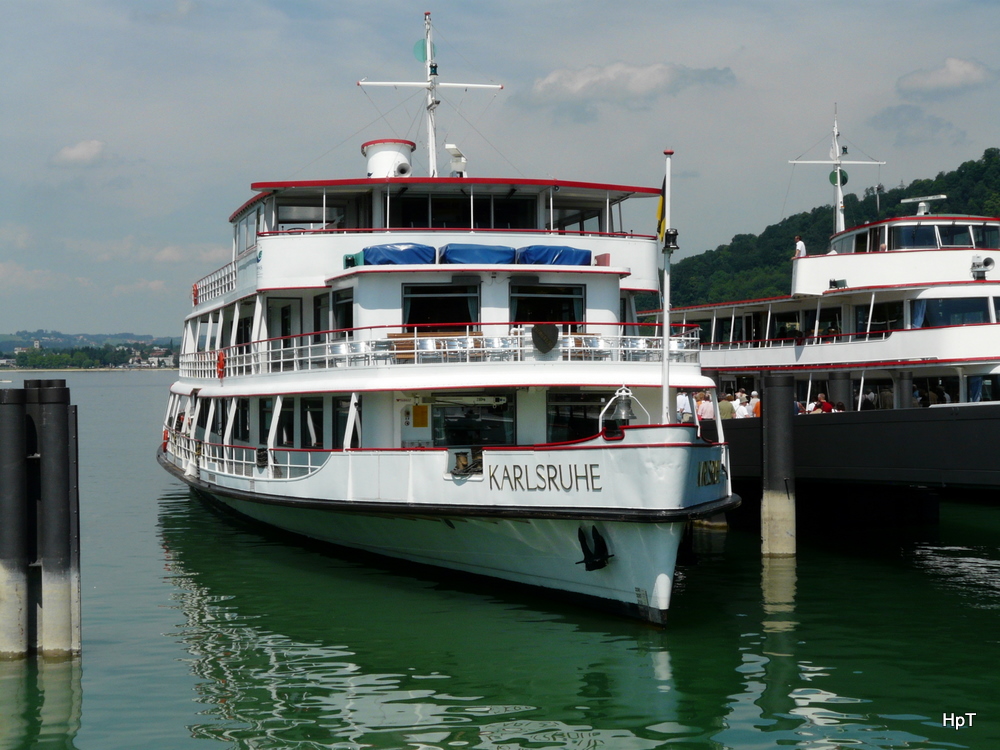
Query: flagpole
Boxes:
[{"xmin": 660, "ymin": 150, "xmax": 674, "ymax": 424}]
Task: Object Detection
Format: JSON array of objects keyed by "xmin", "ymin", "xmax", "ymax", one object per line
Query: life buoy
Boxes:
[
  {"xmin": 217, "ymin": 350, "xmax": 226, "ymax": 379},
  {"xmin": 162, "ymin": 428, "xmax": 169, "ymax": 451},
  {"xmin": 192, "ymin": 283, "xmax": 199, "ymax": 306}
]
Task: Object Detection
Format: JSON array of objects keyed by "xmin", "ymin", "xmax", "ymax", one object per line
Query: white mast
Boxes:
[
  {"xmin": 660, "ymin": 150, "xmax": 677, "ymax": 424},
  {"xmin": 790, "ymin": 106, "xmax": 885, "ymax": 234},
  {"xmin": 358, "ymin": 12, "xmax": 503, "ymax": 177}
]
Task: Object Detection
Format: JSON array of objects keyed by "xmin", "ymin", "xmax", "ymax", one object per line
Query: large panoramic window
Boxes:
[
  {"xmin": 912, "ymin": 297, "xmax": 990, "ymax": 328},
  {"xmin": 855, "ymin": 301, "xmax": 904, "ymax": 334},
  {"xmin": 890, "ymin": 225, "xmax": 937, "ymax": 250},
  {"xmin": 403, "ymin": 284, "xmax": 479, "ymax": 331},
  {"xmin": 938, "ymin": 225, "xmax": 972, "ymax": 247},
  {"xmin": 510, "ymin": 284, "xmax": 584, "ymax": 327}
]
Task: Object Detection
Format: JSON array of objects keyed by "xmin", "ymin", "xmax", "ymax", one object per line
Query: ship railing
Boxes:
[
  {"xmin": 165, "ymin": 432, "xmax": 330, "ymax": 479},
  {"xmin": 179, "ymin": 323, "xmax": 701, "ymax": 379},
  {"xmin": 702, "ymin": 328, "xmax": 893, "ymax": 350},
  {"xmin": 191, "ymin": 261, "xmax": 238, "ymax": 307}
]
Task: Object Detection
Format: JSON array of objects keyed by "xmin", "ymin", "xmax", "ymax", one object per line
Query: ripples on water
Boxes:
[{"xmin": 153, "ymin": 491, "xmax": 1000, "ymax": 750}]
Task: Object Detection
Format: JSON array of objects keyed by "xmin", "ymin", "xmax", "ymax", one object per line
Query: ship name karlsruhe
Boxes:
[{"xmin": 487, "ymin": 459, "xmax": 723, "ymax": 492}]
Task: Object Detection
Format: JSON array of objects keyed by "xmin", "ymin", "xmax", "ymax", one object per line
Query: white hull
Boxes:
[
  {"xmin": 199, "ymin": 494, "xmax": 685, "ymax": 621},
  {"xmin": 160, "ymin": 426, "xmax": 736, "ymax": 622}
]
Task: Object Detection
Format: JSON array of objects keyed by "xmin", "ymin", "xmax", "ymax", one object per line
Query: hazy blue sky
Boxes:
[{"xmin": 3, "ymin": 0, "xmax": 1000, "ymax": 334}]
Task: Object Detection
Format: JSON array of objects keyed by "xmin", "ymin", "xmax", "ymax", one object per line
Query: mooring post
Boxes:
[
  {"xmin": 761, "ymin": 374, "xmax": 796, "ymax": 557},
  {"xmin": 0, "ymin": 388, "xmax": 29, "ymax": 657},
  {"xmin": 25, "ymin": 380, "xmax": 81, "ymax": 656}
]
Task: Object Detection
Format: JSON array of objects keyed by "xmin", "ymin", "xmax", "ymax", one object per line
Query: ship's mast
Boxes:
[
  {"xmin": 358, "ymin": 12, "xmax": 503, "ymax": 177},
  {"xmin": 790, "ymin": 107, "xmax": 885, "ymax": 234}
]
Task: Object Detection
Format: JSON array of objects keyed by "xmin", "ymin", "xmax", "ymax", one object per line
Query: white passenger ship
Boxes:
[
  {"xmin": 158, "ymin": 13, "xmax": 738, "ymax": 624},
  {"xmin": 673, "ymin": 117, "xmax": 1000, "ymax": 411}
]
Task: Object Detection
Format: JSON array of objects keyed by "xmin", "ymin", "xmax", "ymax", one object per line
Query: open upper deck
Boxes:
[
  {"xmin": 792, "ymin": 214, "xmax": 1000, "ymax": 295},
  {"xmin": 192, "ymin": 176, "xmax": 663, "ymax": 310}
]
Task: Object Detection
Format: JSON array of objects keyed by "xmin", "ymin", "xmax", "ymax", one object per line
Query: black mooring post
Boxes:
[
  {"xmin": 25, "ymin": 380, "xmax": 80, "ymax": 656},
  {"xmin": 0, "ymin": 388, "xmax": 29, "ymax": 657},
  {"xmin": 761, "ymin": 374, "xmax": 796, "ymax": 557}
]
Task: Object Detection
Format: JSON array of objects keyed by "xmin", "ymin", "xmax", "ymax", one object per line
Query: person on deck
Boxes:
[
  {"xmin": 791, "ymin": 235, "xmax": 806, "ymax": 260},
  {"xmin": 695, "ymin": 391, "xmax": 715, "ymax": 421},
  {"xmin": 718, "ymin": 393, "xmax": 735, "ymax": 419}
]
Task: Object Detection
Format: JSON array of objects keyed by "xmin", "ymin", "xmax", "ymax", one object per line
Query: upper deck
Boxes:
[
  {"xmin": 193, "ymin": 176, "xmax": 663, "ymax": 312},
  {"xmin": 791, "ymin": 213, "xmax": 1000, "ymax": 296}
]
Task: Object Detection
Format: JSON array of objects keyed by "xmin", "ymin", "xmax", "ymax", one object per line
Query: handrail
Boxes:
[{"xmin": 179, "ymin": 321, "xmax": 702, "ymax": 379}]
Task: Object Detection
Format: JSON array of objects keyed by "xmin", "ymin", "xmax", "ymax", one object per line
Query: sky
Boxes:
[{"xmin": 3, "ymin": 0, "xmax": 1000, "ymax": 336}]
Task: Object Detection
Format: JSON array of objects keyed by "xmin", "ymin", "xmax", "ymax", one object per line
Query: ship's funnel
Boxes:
[{"xmin": 362, "ymin": 139, "xmax": 416, "ymax": 178}]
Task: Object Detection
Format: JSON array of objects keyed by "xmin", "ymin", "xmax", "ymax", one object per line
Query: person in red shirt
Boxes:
[{"xmin": 813, "ymin": 393, "xmax": 834, "ymax": 413}]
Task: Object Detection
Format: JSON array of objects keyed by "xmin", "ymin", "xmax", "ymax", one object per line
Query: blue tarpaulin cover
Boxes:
[
  {"xmin": 362, "ymin": 242, "xmax": 436, "ymax": 265},
  {"xmin": 439, "ymin": 243, "xmax": 516, "ymax": 264},
  {"xmin": 515, "ymin": 245, "xmax": 592, "ymax": 265}
]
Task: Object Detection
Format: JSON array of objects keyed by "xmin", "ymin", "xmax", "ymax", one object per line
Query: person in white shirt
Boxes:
[{"xmin": 791, "ymin": 235, "xmax": 806, "ymax": 259}]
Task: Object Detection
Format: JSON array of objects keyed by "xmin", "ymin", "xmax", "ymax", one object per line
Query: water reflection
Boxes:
[
  {"xmin": 159, "ymin": 492, "xmax": 993, "ymax": 749},
  {"xmin": 0, "ymin": 657, "xmax": 81, "ymax": 750},
  {"xmin": 158, "ymin": 492, "xmax": 728, "ymax": 748}
]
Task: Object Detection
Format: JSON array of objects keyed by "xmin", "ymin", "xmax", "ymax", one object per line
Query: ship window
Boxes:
[
  {"xmin": 403, "ymin": 284, "xmax": 479, "ymax": 331},
  {"xmin": 939, "ymin": 225, "xmax": 972, "ymax": 247},
  {"xmin": 972, "ymin": 225, "xmax": 1000, "ymax": 249},
  {"xmin": 276, "ymin": 203, "xmax": 344, "ymax": 231},
  {"xmin": 855, "ymin": 301, "xmax": 903, "ymax": 333},
  {"xmin": 300, "ymin": 397, "xmax": 324, "ymax": 448},
  {"xmin": 333, "ymin": 289, "xmax": 354, "ymax": 337},
  {"xmin": 431, "ymin": 396, "xmax": 515, "ymax": 448},
  {"xmin": 232, "ymin": 398, "xmax": 250, "ymax": 443},
  {"xmin": 830, "ymin": 235, "xmax": 852, "ymax": 254},
  {"xmin": 770, "ymin": 312, "xmax": 801, "ymax": 340},
  {"xmin": 547, "ymin": 392, "xmax": 606, "ymax": 442},
  {"xmin": 492, "ymin": 196, "xmax": 535, "ymax": 229},
  {"xmin": 510, "ymin": 284, "xmax": 584, "ymax": 328},
  {"xmin": 890, "ymin": 225, "xmax": 937, "ymax": 250},
  {"xmin": 313, "ymin": 293, "xmax": 330, "ymax": 342},
  {"xmin": 259, "ymin": 397, "xmax": 295, "ymax": 447},
  {"xmin": 912, "ymin": 297, "xmax": 989, "ymax": 328},
  {"xmin": 803, "ymin": 307, "xmax": 843, "ymax": 337}
]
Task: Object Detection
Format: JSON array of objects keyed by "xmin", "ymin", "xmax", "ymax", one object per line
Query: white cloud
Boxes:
[
  {"xmin": 531, "ymin": 62, "xmax": 736, "ymax": 104},
  {"xmin": 111, "ymin": 279, "xmax": 167, "ymax": 297},
  {"xmin": 52, "ymin": 139, "xmax": 107, "ymax": 167},
  {"xmin": 153, "ymin": 243, "xmax": 230, "ymax": 264},
  {"xmin": 0, "ymin": 262, "xmax": 67, "ymax": 291},
  {"xmin": 869, "ymin": 105, "xmax": 967, "ymax": 148},
  {"xmin": 897, "ymin": 57, "xmax": 996, "ymax": 99},
  {"xmin": 0, "ymin": 224, "xmax": 33, "ymax": 252}
]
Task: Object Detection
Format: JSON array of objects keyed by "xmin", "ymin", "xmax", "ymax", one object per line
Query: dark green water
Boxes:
[{"xmin": 1, "ymin": 371, "xmax": 997, "ymax": 748}]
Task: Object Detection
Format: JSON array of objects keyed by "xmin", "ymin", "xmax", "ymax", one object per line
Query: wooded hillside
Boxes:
[{"xmin": 671, "ymin": 147, "xmax": 1000, "ymax": 308}]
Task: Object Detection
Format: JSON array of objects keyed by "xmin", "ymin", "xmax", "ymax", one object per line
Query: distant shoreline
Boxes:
[{"xmin": 1, "ymin": 368, "xmax": 177, "ymax": 374}]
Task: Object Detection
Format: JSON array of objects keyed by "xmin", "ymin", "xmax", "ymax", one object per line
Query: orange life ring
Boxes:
[
  {"xmin": 162, "ymin": 428, "xmax": 169, "ymax": 451},
  {"xmin": 217, "ymin": 350, "xmax": 226, "ymax": 379},
  {"xmin": 192, "ymin": 283, "xmax": 199, "ymax": 306}
]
